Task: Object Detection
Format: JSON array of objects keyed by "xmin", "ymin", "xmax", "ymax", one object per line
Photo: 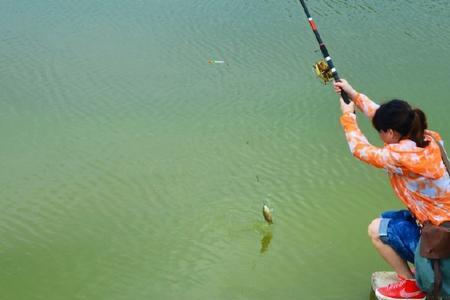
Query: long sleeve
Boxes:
[
  {"xmin": 340, "ymin": 112, "xmax": 450, "ymax": 226},
  {"xmin": 353, "ymin": 93, "xmax": 380, "ymax": 119},
  {"xmin": 340, "ymin": 112, "xmax": 394, "ymax": 169}
]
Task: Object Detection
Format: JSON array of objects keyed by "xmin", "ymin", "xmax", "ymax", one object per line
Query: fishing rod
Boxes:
[{"xmin": 297, "ymin": 0, "xmax": 351, "ymax": 104}]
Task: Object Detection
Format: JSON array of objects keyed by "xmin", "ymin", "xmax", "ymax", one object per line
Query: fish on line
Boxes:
[{"xmin": 263, "ymin": 204, "xmax": 273, "ymax": 224}]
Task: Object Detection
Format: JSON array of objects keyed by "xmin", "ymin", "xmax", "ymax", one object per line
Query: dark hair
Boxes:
[{"xmin": 372, "ymin": 99, "xmax": 429, "ymax": 147}]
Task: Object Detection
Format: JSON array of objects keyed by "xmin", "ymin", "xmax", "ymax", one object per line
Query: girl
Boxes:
[{"xmin": 334, "ymin": 80, "xmax": 450, "ymax": 300}]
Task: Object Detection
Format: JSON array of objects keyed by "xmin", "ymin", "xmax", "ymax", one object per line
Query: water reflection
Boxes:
[
  {"xmin": 253, "ymin": 221, "xmax": 273, "ymax": 254},
  {"xmin": 260, "ymin": 228, "xmax": 273, "ymax": 254}
]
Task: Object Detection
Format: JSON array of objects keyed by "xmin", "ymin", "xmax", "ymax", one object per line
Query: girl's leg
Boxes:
[{"xmin": 368, "ymin": 218, "xmax": 414, "ymax": 279}]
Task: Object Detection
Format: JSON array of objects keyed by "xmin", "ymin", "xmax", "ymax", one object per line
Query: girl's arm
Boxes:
[
  {"xmin": 353, "ymin": 93, "xmax": 380, "ymax": 119},
  {"xmin": 334, "ymin": 80, "xmax": 380, "ymax": 119},
  {"xmin": 340, "ymin": 111, "xmax": 394, "ymax": 168}
]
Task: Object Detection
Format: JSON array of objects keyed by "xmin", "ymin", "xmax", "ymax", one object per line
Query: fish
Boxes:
[{"xmin": 262, "ymin": 204, "xmax": 273, "ymax": 224}]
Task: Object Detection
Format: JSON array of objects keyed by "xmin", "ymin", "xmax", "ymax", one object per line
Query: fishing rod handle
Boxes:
[
  {"xmin": 333, "ymin": 75, "xmax": 351, "ymax": 104},
  {"xmin": 340, "ymin": 90, "xmax": 351, "ymax": 104}
]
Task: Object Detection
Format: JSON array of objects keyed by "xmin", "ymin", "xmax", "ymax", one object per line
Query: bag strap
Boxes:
[
  {"xmin": 431, "ymin": 259, "xmax": 442, "ymax": 300},
  {"xmin": 430, "ymin": 135, "xmax": 450, "ymax": 175}
]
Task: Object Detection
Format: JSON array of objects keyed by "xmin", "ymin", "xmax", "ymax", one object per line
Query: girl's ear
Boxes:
[
  {"xmin": 388, "ymin": 129, "xmax": 402, "ymax": 142},
  {"xmin": 387, "ymin": 129, "xmax": 395, "ymax": 136}
]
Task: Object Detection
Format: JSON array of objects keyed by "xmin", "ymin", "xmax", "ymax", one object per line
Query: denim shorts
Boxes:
[{"xmin": 378, "ymin": 210, "xmax": 420, "ymax": 263}]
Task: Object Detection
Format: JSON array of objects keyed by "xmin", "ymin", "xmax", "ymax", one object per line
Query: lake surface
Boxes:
[{"xmin": 1, "ymin": 1, "xmax": 450, "ymax": 299}]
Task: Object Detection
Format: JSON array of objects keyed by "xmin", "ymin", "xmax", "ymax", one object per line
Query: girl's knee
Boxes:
[{"xmin": 368, "ymin": 218, "xmax": 381, "ymax": 240}]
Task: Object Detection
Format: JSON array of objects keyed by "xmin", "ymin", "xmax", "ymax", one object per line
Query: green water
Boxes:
[{"xmin": 1, "ymin": 1, "xmax": 450, "ymax": 299}]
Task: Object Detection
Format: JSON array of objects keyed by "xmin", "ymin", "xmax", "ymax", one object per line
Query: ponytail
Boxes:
[{"xmin": 408, "ymin": 109, "xmax": 429, "ymax": 147}]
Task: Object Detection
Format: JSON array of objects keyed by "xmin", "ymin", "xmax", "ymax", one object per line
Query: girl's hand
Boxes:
[
  {"xmin": 333, "ymin": 79, "xmax": 357, "ymax": 99},
  {"xmin": 340, "ymin": 97, "xmax": 355, "ymax": 114}
]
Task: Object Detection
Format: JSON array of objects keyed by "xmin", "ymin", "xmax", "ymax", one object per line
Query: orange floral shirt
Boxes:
[{"xmin": 340, "ymin": 93, "xmax": 450, "ymax": 225}]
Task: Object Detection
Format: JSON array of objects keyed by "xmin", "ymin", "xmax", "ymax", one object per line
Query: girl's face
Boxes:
[{"xmin": 379, "ymin": 129, "xmax": 401, "ymax": 144}]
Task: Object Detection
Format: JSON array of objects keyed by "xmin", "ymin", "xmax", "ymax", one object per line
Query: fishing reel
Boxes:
[{"xmin": 313, "ymin": 59, "xmax": 333, "ymax": 84}]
